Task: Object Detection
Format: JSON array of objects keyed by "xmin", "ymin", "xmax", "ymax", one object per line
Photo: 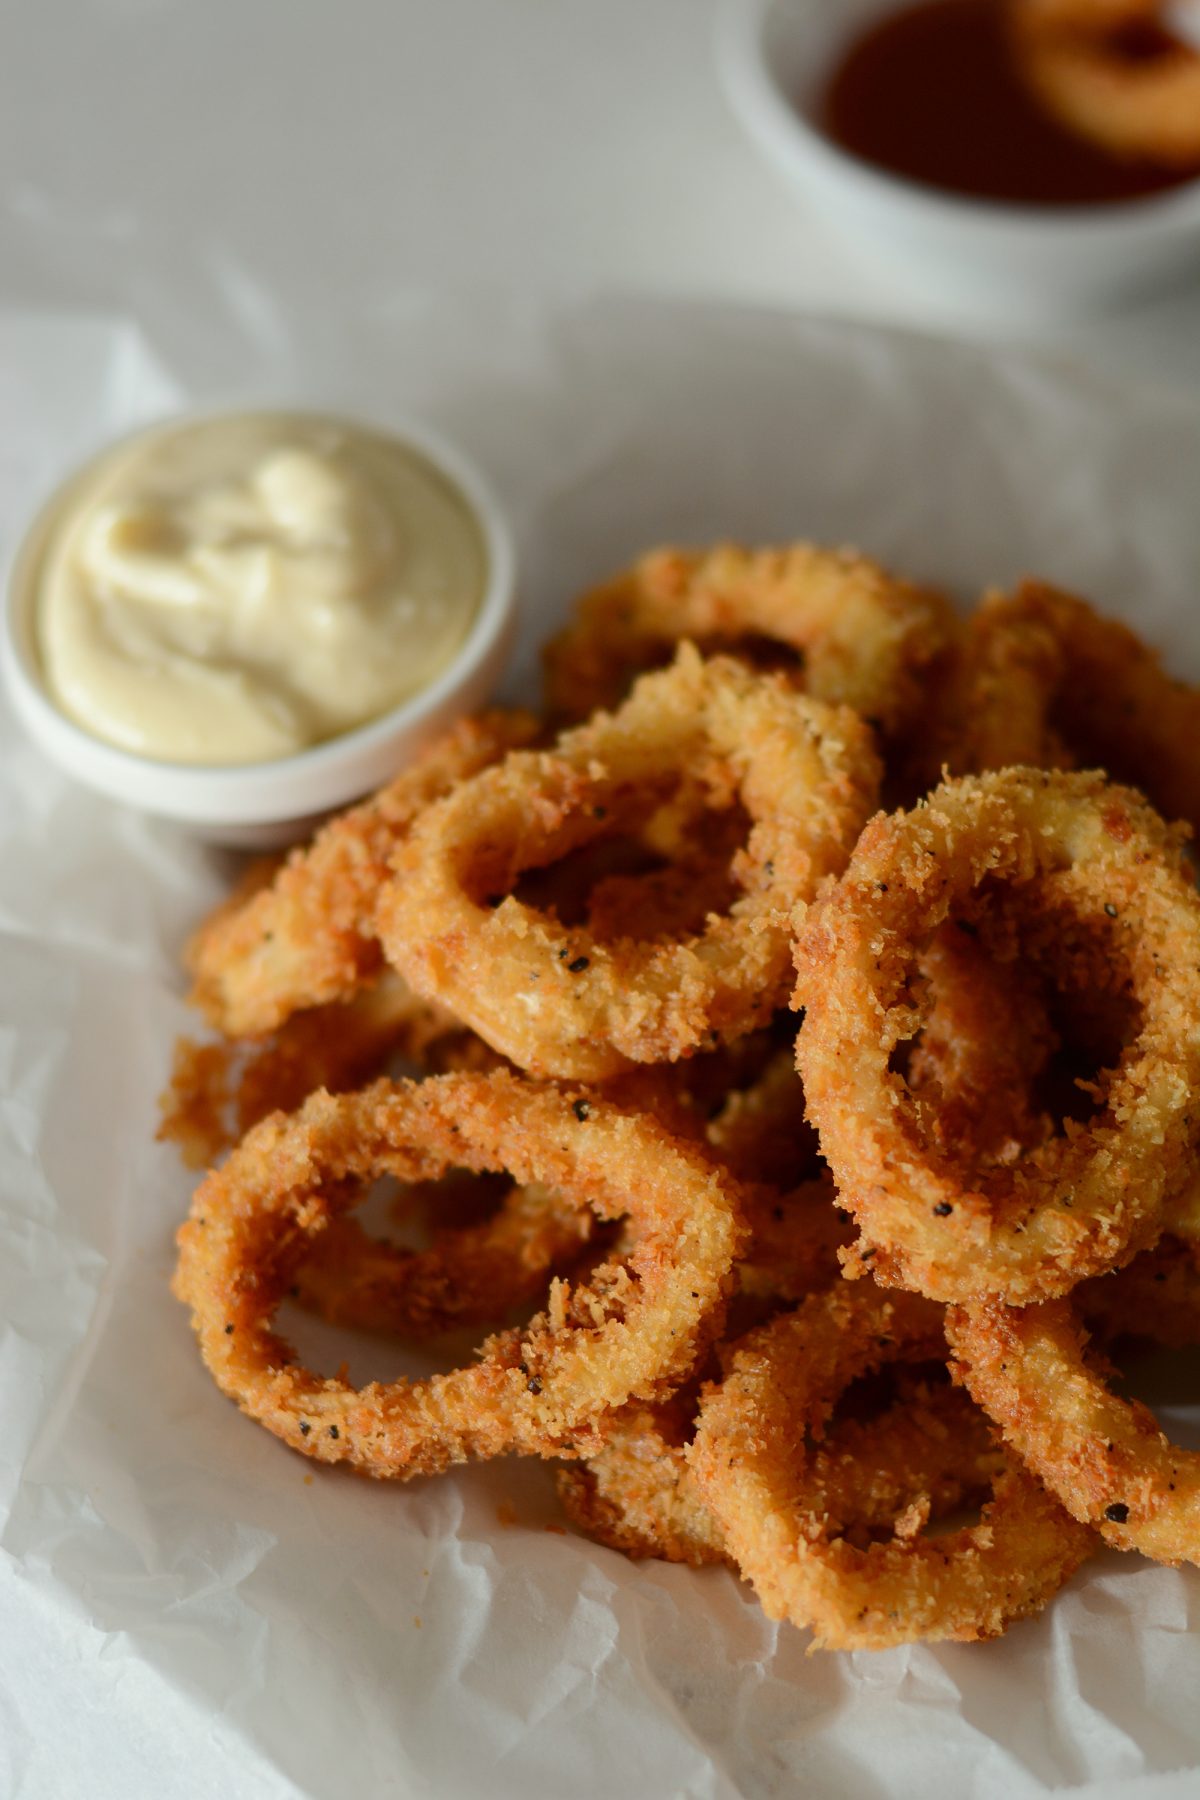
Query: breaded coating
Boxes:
[
  {"xmin": 690, "ymin": 1287, "xmax": 1094, "ymax": 1649},
  {"xmin": 187, "ymin": 710, "xmax": 539, "ymax": 1038},
  {"xmin": 379, "ymin": 649, "xmax": 881, "ymax": 1079},
  {"xmin": 543, "ymin": 541, "xmax": 955, "ymax": 750},
  {"xmin": 796, "ymin": 769, "xmax": 1200, "ymax": 1303},
  {"xmin": 173, "ymin": 1071, "xmax": 747, "ymax": 1478}
]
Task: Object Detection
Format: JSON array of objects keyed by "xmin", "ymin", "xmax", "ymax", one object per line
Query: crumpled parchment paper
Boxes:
[{"xmin": 2, "ymin": 295, "xmax": 1200, "ymax": 1800}]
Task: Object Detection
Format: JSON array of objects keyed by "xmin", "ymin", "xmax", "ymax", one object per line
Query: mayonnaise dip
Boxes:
[{"xmin": 34, "ymin": 413, "xmax": 488, "ymax": 764}]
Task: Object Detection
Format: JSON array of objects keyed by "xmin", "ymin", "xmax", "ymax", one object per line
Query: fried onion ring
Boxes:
[
  {"xmin": 935, "ymin": 582, "xmax": 1200, "ymax": 836},
  {"xmin": 556, "ymin": 1184, "xmax": 852, "ymax": 1567},
  {"xmin": 948, "ymin": 1294, "xmax": 1200, "ymax": 1565},
  {"xmin": 172, "ymin": 1071, "xmax": 746, "ymax": 1477},
  {"xmin": 542, "ymin": 542, "xmax": 954, "ymax": 748},
  {"xmin": 735, "ymin": 1174, "xmax": 853, "ymax": 1305},
  {"xmin": 904, "ymin": 924, "xmax": 1058, "ymax": 1168},
  {"xmin": 557, "ymin": 1373, "xmax": 1016, "ymax": 1581},
  {"xmin": 690, "ymin": 1285, "xmax": 1095, "ymax": 1648},
  {"xmin": 379, "ymin": 649, "xmax": 881, "ymax": 1079},
  {"xmin": 702, "ymin": 1043, "xmax": 817, "ymax": 1189},
  {"xmin": 794, "ymin": 769, "xmax": 1200, "ymax": 1304},
  {"xmin": 1011, "ymin": 0, "xmax": 1200, "ymax": 168},
  {"xmin": 804, "ymin": 1378, "xmax": 1007, "ymax": 1549},
  {"xmin": 187, "ymin": 709, "xmax": 540, "ymax": 1038},
  {"xmin": 1078, "ymin": 1235, "xmax": 1200, "ymax": 1349},
  {"xmin": 285, "ymin": 1060, "xmax": 720, "ymax": 1341},
  {"xmin": 158, "ymin": 970, "xmax": 493, "ymax": 1168},
  {"xmin": 556, "ymin": 1392, "xmax": 730, "ymax": 1568}
]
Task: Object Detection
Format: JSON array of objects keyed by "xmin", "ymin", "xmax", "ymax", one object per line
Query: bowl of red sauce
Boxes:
[{"xmin": 717, "ymin": 0, "xmax": 1200, "ymax": 311}]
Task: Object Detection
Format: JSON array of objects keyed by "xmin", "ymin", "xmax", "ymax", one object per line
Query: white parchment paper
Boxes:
[{"xmin": 2, "ymin": 296, "xmax": 1200, "ymax": 1800}]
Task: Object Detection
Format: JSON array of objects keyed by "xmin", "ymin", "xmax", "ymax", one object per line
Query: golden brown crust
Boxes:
[
  {"xmin": 557, "ymin": 1395, "xmax": 729, "ymax": 1567},
  {"xmin": 187, "ymin": 710, "xmax": 540, "ymax": 1038},
  {"xmin": 158, "ymin": 971, "xmax": 486, "ymax": 1168},
  {"xmin": 795, "ymin": 769, "xmax": 1200, "ymax": 1303},
  {"xmin": 1078, "ymin": 1235, "xmax": 1200, "ymax": 1350},
  {"xmin": 932, "ymin": 582, "xmax": 1200, "ymax": 835},
  {"xmin": 1010, "ymin": 1, "xmax": 1200, "ymax": 168},
  {"xmin": 290, "ymin": 1180, "xmax": 596, "ymax": 1339},
  {"xmin": 948, "ymin": 1293, "xmax": 1200, "ymax": 1564},
  {"xmin": 166, "ymin": 541, "xmax": 1200, "ymax": 1650},
  {"xmin": 905, "ymin": 924, "xmax": 1059, "ymax": 1166},
  {"xmin": 542, "ymin": 542, "xmax": 956, "ymax": 749},
  {"xmin": 173, "ymin": 1071, "xmax": 747, "ymax": 1478},
  {"xmin": 379, "ymin": 650, "xmax": 881, "ymax": 1078},
  {"xmin": 690, "ymin": 1287, "xmax": 1095, "ymax": 1649}
]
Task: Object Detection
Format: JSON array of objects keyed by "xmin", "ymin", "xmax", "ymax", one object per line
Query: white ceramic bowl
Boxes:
[
  {"xmin": 2, "ymin": 412, "xmax": 517, "ymax": 846},
  {"xmin": 716, "ymin": 0, "xmax": 1200, "ymax": 314}
]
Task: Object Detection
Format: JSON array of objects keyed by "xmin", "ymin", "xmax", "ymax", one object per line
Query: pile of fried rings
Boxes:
[{"xmin": 166, "ymin": 544, "xmax": 1200, "ymax": 1652}]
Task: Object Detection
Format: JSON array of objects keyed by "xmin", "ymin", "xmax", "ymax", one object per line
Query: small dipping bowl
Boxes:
[
  {"xmin": 716, "ymin": 0, "xmax": 1200, "ymax": 314},
  {"xmin": 2, "ymin": 412, "xmax": 517, "ymax": 846}
]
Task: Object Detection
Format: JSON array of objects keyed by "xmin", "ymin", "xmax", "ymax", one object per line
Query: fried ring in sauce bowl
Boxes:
[
  {"xmin": 1010, "ymin": 0, "xmax": 1200, "ymax": 169},
  {"xmin": 378, "ymin": 649, "xmax": 881, "ymax": 1081},
  {"xmin": 794, "ymin": 768, "xmax": 1200, "ymax": 1305},
  {"xmin": 172, "ymin": 1071, "xmax": 746, "ymax": 1478}
]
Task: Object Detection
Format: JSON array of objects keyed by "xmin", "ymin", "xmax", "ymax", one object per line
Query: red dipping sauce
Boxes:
[{"xmin": 818, "ymin": 0, "xmax": 1200, "ymax": 207}]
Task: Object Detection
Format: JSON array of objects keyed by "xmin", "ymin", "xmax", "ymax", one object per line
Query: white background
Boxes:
[
  {"xmin": 2, "ymin": 0, "xmax": 1198, "ymax": 387},
  {"xmin": 3, "ymin": 7, "xmax": 1200, "ymax": 1800}
]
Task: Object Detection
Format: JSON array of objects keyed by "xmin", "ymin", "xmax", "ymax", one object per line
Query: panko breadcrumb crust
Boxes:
[{"xmin": 168, "ymin": 549, "xmax": 1200, "ymax": 1649}]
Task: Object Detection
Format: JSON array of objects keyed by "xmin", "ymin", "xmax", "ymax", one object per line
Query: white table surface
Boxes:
[
  {"xmin": 2, "ymin": 7, "xmax": 1199, "ymax": 1799},
  {"xmin": 2, "ymin": 0, "xmax": 1198, "ymax": 392}
]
